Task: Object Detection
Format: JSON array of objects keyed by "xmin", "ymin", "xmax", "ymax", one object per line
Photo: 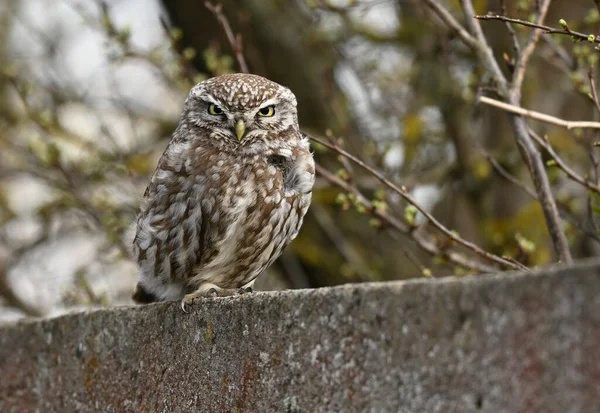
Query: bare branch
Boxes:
[
  {"xmin": 500, "ymin": 0, "xmax": 520, "ymax": 56},
  {"xmin": 421, "ymin": 0, "xmax": 506, "ymax": 91},
  {"xmin": 528, "ymin": 129, "xmax": 600, "ymax": 194},
  {"xmin": 464, "ymin": 0, "xmax": 571, "ymax": 263},
  {"xmin": 159, "ymin": 17, "xmax": 199, "ymax": 82},
  {"xmin": 315, "ymin": 164, "xmax": 499, "ymax": 273},
  {"xmin": 481, "ymin": 150, "xmax": 537, "ymax": 198},
  {"xmin": 588, "ymin": 65, "xmax": 600, "ymax": 115},
  {"xmin": 474, "ymin": 14, "xmax": 600, "ymax": 44},
  {"xmin": 421, "ymin": 0, "xmax": 479, "ymax": 49},
  {"xmin": 588, "ymin": 149, "xmax": 600, "ymax": 235},
  {"xmin": 205, "ymin": 2, "xmax": 250, "ymax": 74},
  {"xmin": 483, "ymin": 149, "xmax": 600, "ymax": 243},
  {"xmin": 457, "ymin": 0, "xmax": 509, "ymax": 94},
  {"xmin": 541, "ymin": 36, "xmax": 576, "ymax": 71},
  {"xmin": 479, "ymin": 96, "xmax": 600, "ymax": 130},
  {"xmin": 508, "ymin": 112, "xmax": 572, "ymax": 263},
  {"xmin": 509, "ymin": 1, "xmax": 552, "ymax": 96},
  {"xmin": 309, "ymin": 133, "xmax": 529, "ymax": 272},
  {"xmin": 310, "ymin": 203, "xmax": 373, "ymax": 281}
]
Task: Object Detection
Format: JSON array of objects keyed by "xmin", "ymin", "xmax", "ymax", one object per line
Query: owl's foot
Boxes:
[
  {"xmin": 237, "ymin": 286, "xmax": 253, "ymax": 295},
  {"xmin": 180, "ymin": 284, "xmax": 239, "ymax": 312},
  {"xmin": 181, "ymin": 284, "xmax": 218, "ymax": 312}
]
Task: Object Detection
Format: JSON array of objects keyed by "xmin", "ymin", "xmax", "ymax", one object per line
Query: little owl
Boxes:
[{"xmin": 131, "ymin": 73, "xmax": 315, "ymax": 311}]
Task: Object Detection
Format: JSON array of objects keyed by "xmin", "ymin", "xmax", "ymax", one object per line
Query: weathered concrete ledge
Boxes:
[{"xmin": 1, "ymin": 260, "xmax": 600, "ymax": 413}]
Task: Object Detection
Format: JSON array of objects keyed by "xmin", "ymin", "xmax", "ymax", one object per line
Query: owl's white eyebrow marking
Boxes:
[
  {"xmin": 258, "ymin": 98, "xmax": 278, "ymax": 109},
  {"xmin": 202, "ymin": 94, "xmax": 223, "ymax": 106}
]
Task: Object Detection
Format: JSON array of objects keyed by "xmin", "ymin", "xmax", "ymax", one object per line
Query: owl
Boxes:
[{"xmin": 131, "ymin": 73, "xmax": 315, "ymax": 311}]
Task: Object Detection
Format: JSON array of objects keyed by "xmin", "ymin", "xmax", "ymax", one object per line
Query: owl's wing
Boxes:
[{"xmin": 133, "ymin": 148, "xmax": 209, "ymax": 288}]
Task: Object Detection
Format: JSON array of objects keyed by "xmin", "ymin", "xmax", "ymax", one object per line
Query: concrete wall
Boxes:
[{"xmin": 1, "ymin": 260, "xmax": 599, "ymax": 413}]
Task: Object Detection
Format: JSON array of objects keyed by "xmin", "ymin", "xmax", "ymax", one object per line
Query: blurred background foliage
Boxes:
[{"xmin": 1, "ymin": 0, "xmax": 599, "ymax": 319}]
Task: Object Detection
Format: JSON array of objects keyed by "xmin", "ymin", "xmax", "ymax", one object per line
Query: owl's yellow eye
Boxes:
[
  {"xmin": 257, "ymin": 106, "xmax": 275, "ymax": 117},
  {"xmin": 208, "ymin": 104, "xmax": 223, "ymax": 115}
]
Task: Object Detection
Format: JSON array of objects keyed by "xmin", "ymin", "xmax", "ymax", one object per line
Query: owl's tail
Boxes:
[{"xmin": 132, "ymin": 282, "xmax": 160, "ymax": 304}]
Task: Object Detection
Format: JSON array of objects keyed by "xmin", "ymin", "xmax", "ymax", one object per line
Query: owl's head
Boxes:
[{"xmin": 181, "ymin": 73, "xmax": 299, "ymax": 150}]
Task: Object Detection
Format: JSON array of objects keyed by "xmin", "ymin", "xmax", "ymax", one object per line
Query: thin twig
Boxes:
[
  {"xmin": 310, "ymin": 203, "xmax": 373, "ymax": 281},
  {"xmin": 309, "ymin": 133, "xmax": 529, "ymax": 272},
  {"xmin": 541, "ymin": 35, "xmax": 576, "ymax": 71},
  {"xmin": 159, "ymin": 16, "xmax": 198, "ymax": 82},
  {"xmin": 422, "ymin": 0, "xmax": 507, "ymax": 93},
  {"xmin": 509, "ymin": 2, "xmax": 552, "ymax": 96},
  {"xmin": 466, "ymin": 0, "xmax": 572, "ymax": 263},
  {"xmin": 588, "ymin": 65, "xmax": 600, "ymax": 115},
  {"xmin": 508, "ymin": 110, "xmax": 572, "ymax": 264},
  {"xmin": 8, "ymin": 80, "xmax": 132, "ymax": 257},
  {"xmin": 205, "ymin": 2, "xmax": 249, "ymax": 74},
  {"xmin": 528, "ymin": 129, "xmax": 600, "ymax": 194},
  {"xmin": 391, "ymin": 234, "xmax": 428, "ymax": 275},
  {"xmin": 324, "ymin": 130, "xmax": 356, "ymax": 181},
  {"xmin": 421, "ymin": 0, "xmax": 479, "ymax": 50},
  {"xmin": 71, "ymin": 2, "xmax": 197, "ymax": 90},
  {"xmin": 479, "ymin": 96, "xmax": 600, "ymax": 129},
  {"xmin": 588, "ymin": 148, "xmax": 600, "ymax": 234},
  {"xmin": 458, "ymin": 0, "xmax": 509, "ymax": 94},
  {"xmin": 502, "ymin": 254, "xmax": 532, "ymax": 270},
  {"xmin": 481, "ymin": 150, "xmax": 537, "ymax": 198},
  {"xmin": 483, "ymin": 149, "xmax": 600, "ymax": 242},
  {"xmin": 500, "ymin": 0, "xmax": 520, "ymax": 55},
  {"xmin": 475, "ymin": 14, "xmax": 600, "ymax": 43},
  {"xmin": 315, "ymin": 164, "xmax": 498, "ymax": 273}
]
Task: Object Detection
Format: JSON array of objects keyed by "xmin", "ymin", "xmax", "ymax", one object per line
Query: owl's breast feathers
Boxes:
[{"xmin": 133, "ymin": 137, "xmax": 314, "ymax": 298}]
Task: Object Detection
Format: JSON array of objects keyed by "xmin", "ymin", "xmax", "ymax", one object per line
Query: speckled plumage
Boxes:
[{"xmin": 131, "ymin": 74, "xmax": 315, "ymax": 309}]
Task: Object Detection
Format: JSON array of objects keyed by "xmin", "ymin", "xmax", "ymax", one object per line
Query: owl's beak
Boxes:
[{"xmin": 235, "ymin": 119, "xmax": 246, "ymax": 141}]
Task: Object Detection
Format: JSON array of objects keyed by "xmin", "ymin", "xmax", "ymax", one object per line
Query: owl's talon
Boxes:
[
  {"xmin": 180, "ymin": 286, "xmax": 221, "ymax": 312},
  {"xmin": 237, "ymin": 287, "xmax": 253, "ymax": 295},
  {"xmin": 181, "ymin": 297, "xmax": 195, "ymax": 313}
]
